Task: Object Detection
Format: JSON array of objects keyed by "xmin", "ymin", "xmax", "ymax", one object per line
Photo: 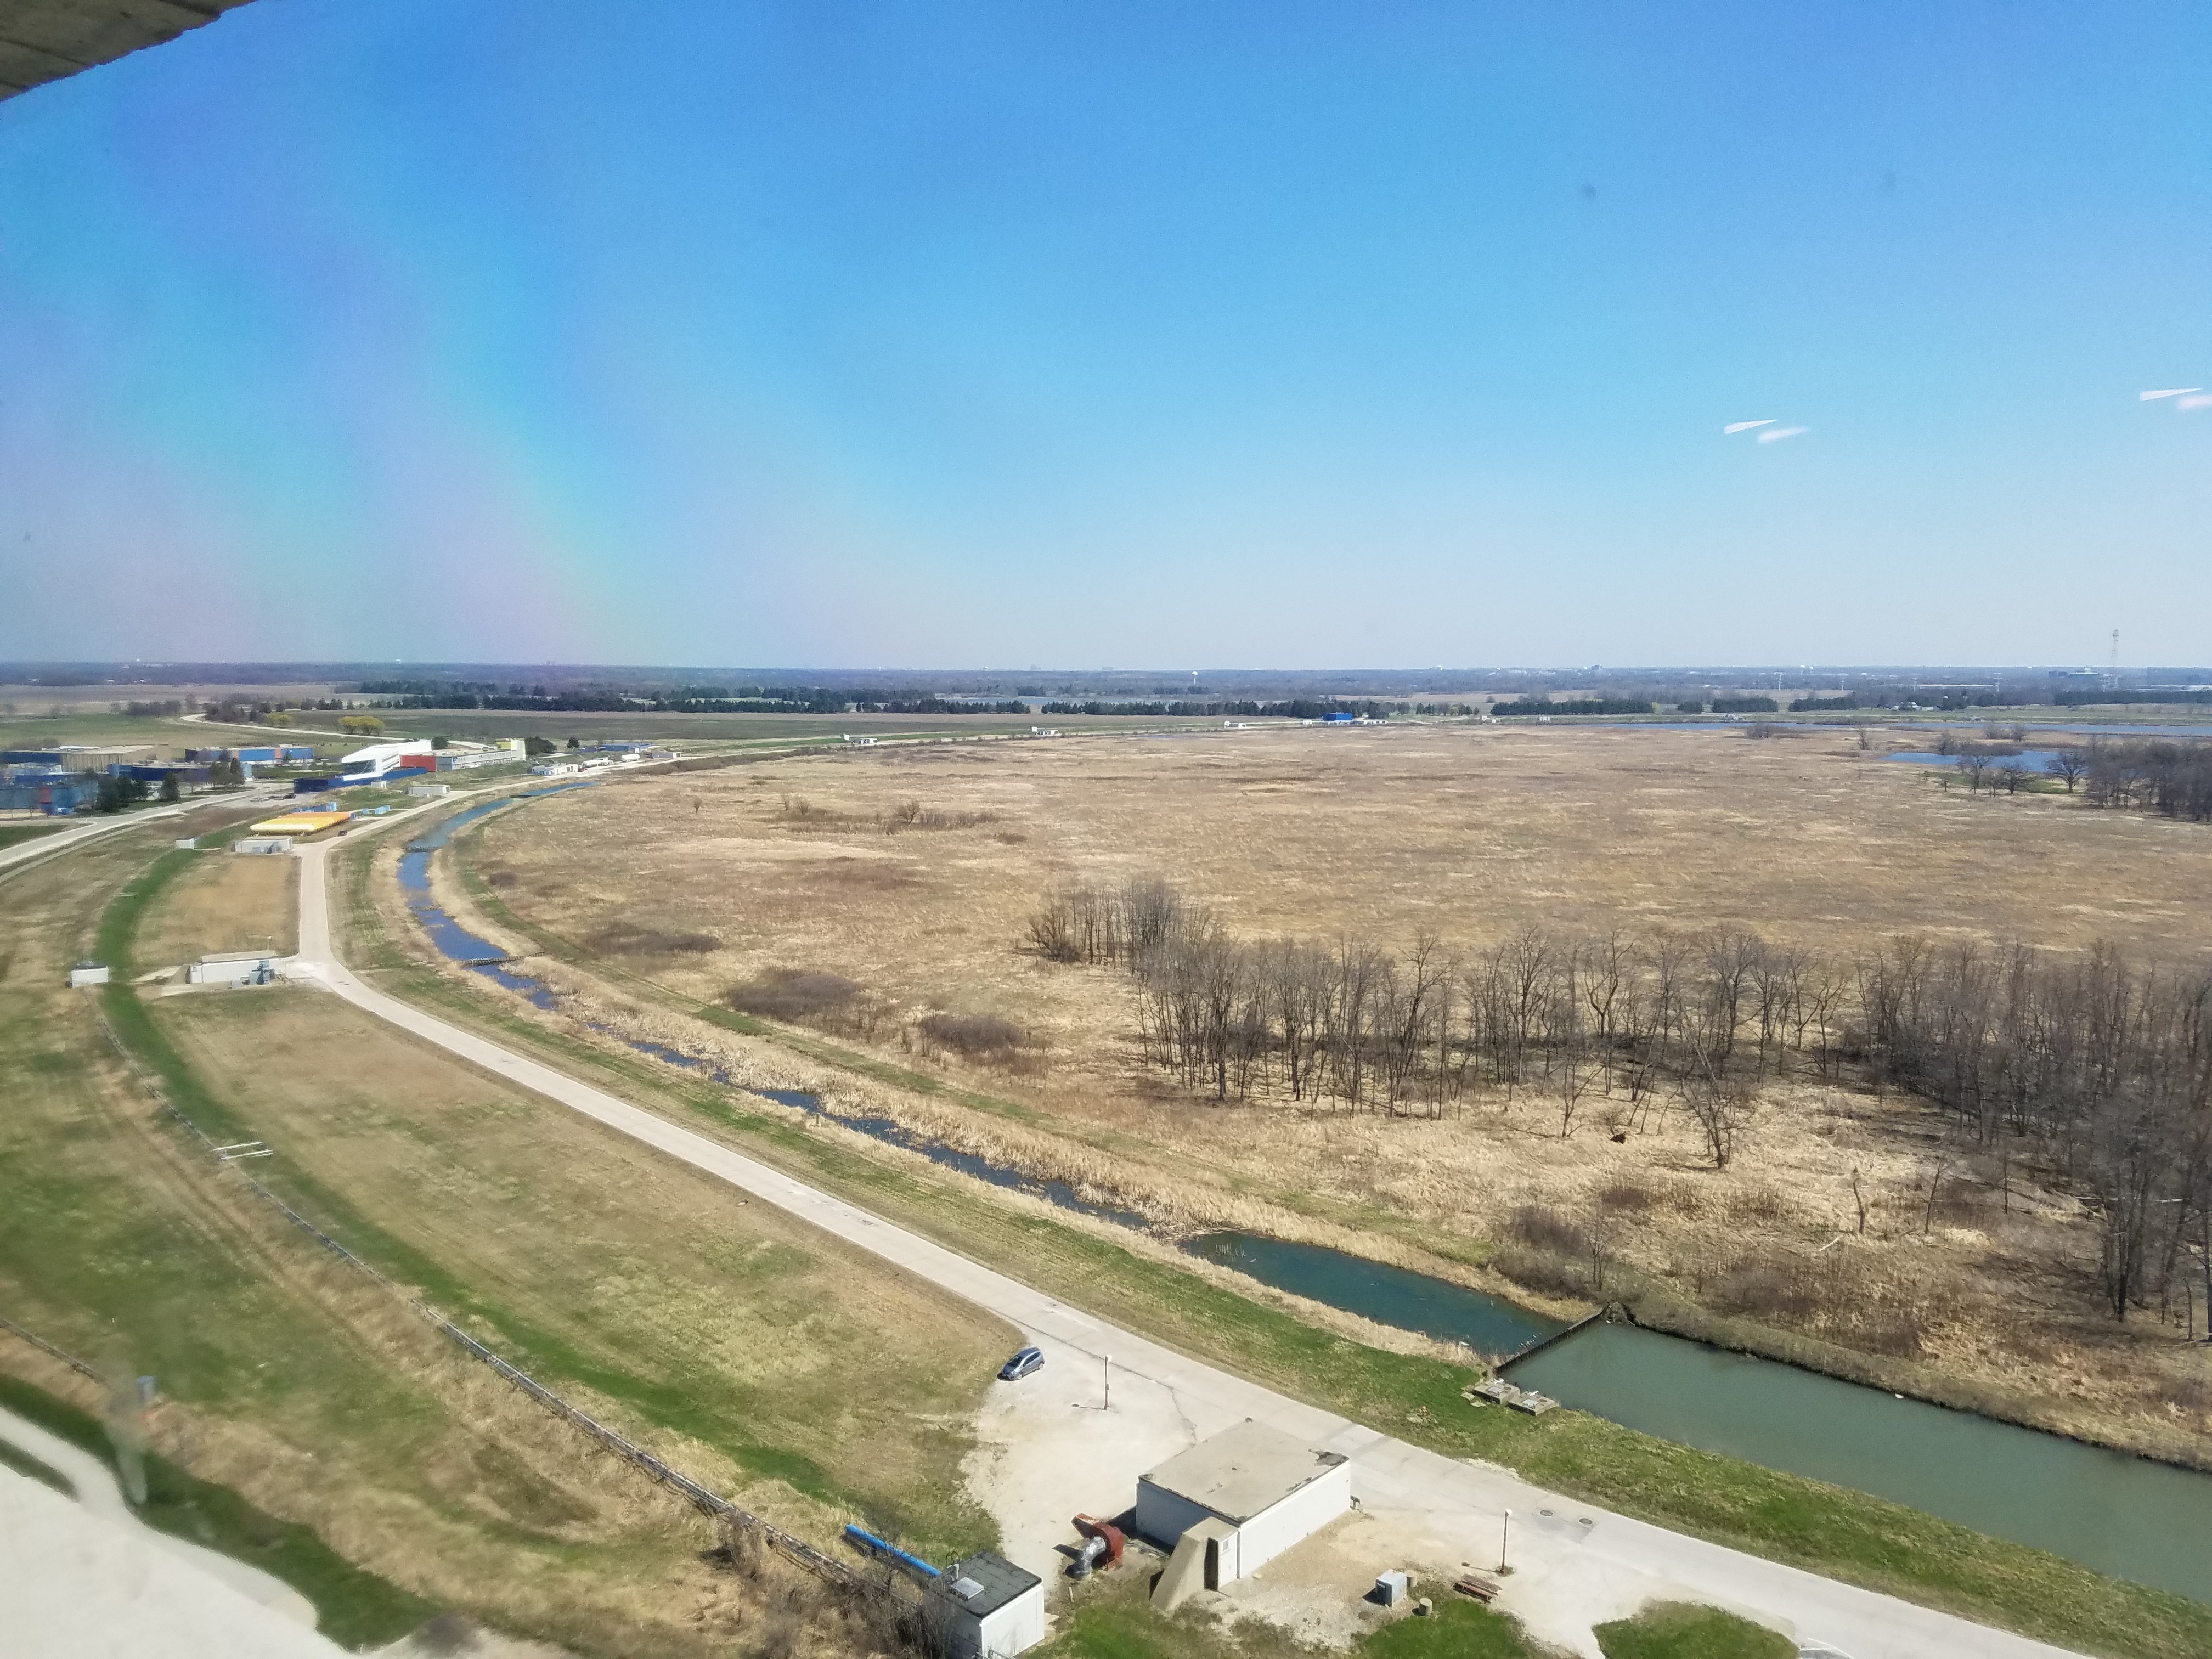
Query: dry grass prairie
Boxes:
[
  {"xmin": 466, "ymin": 724, "xmax": 2212, "ymax": 1459},
  {"xmin": 134, "ymin": 850, "xmax": 298, "ymax": 964}
]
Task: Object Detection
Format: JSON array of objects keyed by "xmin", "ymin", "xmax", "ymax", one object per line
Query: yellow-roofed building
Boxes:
[{"xmin": 246, "ymin": 810, "xmax": 353, "ymax": 838}]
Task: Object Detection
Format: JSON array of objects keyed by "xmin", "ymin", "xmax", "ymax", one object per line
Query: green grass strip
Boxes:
[
  {"xmin": 89, "ymin": 838, "xmax": 957, "ymax": 1550},
  {"xmin": 1594, "ymin": 1602, "xmax": 1795, "ymax": 1659}
]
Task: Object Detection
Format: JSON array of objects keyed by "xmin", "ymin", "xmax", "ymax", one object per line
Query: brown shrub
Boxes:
[
  {"xmin": 915, "ymin": 1012, "xmax": 1026, "ymax": 1058},
  {"xmin": 1724, "ymin": 1184, "xmax": 1789, "ymax": 1226},
  {"xmin": 2160, "ymin": 1374, "xmax": 2211, "ymax": 1420},
  {"xmin": 882, "ymin": 799, "xmax": 1000, "ymax": 834},
  {"xmin": 1712, "ymin": 1260, "xmax": 1819, "ymax": 1322},
  {"xmin": 727, "ymin": 969, "xmax": 861, "ymax": 1022},
  {"xmin": 1505, "ymin": 1204, "xmax": 1589, "ymax": 1258},
  {"xmin": 1598, "ymin": 1181, "xmax": 1656, "ymax": 1214},
  {"xmin": 1829, "ymin": 1305, "xmax": 1928, "ymax": 1358},
  {"xmin": 1490, "ymin": 1245, "xmax": 1589, "ymax": 1300},
  {"xmin": 590, "ymin": 923, "xmax": 721, "ymax": 956},
  {"xmin": 484, "ymin": 871, "xmax": 520, "ymax": 889}
]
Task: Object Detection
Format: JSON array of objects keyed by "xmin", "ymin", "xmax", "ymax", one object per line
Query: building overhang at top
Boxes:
[{"xmin": 1, "ymin": 1, "xmax": 257, "ymax": 103}]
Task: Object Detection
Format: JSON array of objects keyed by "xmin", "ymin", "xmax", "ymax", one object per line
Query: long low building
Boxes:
[
  {"xmin": 246, "ymin": 810, "xmax": 353, "ymax": 838},
  {"xmin": 1, "ymin": 744, "xmax": 157, "ymax": 769}
]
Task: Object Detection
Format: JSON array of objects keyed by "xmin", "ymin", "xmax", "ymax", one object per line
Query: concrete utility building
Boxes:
[
  {"xmin": 925, "ymin": 1551, "xmax": 1045, "ymax": 1658},
  {"xmin": 1138, "ymin": 1420, "xmax": 1352, "ymax": 1596},
  {"xmin": 187, "ymin": 950, "xmax": 283, "ymax": 986}
]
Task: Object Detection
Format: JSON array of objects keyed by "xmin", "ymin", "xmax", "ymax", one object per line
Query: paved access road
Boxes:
[
  {"xmin": 0, "ymin": 806, "xmax": 188, "ymax": 876},
  {"xmin": 0, "ymin": 782, "xmax": 300, "ymax": 882},
  {"xmin": 290, "ymin": 832, "xmax": 2085, "ymax": 1659}
]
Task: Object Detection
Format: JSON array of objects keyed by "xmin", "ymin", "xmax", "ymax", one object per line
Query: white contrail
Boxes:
[
  {"xmin": 1723, "ymin": 420, "xmax": 1776, "ymax": 434},
  {"xmin": 2140, "ymin": 388, "xmax": 2200, "ymax": 401},
  {"xmin": 1756, "ymin": 425, "xmax": 1809, "ymax": 443}
]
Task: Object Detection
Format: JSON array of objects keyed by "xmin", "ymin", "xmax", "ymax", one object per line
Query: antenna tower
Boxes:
[{"xmin": 2108, "ymin": 628, "xmax": 2120, "ymax": 689}]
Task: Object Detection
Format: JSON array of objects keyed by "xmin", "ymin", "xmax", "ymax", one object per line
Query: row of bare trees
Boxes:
[
  {"xmin": 1023, "ymin": 881, "xmax": 2212, "ymax": 1321},
  {"xmin": 1931, "ymin": 736, "xmax": 2212, "ymax": 817},
  {"xmin": 2078, "ymin": 739, "xmax": 2212, "ymax": 820},
  {"xmin": 1859, "ymin": 938, "xmax": 2212, "ymax": 1319}
]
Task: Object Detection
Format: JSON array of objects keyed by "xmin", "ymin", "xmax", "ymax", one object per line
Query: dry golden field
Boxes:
[
  {"xmin": 134, "ymin": 850, "xmax": 298, "ymax": 964},
  {"xmin": 458, "ymin": 723, "xmax": 2212, "ymax": 1459}
]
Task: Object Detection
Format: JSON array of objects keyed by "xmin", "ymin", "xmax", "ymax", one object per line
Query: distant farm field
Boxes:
[
  {"xmin": 463, "ymin": 722, "xmax": 2212, "ymax": 1468},
  {"xmin": 368, "ymin": 708, "xmax": 1281, "ymax": 746},
  {"xmin": 483, "ymin": 720, "xmax": 2212, "ymax": 1009}
]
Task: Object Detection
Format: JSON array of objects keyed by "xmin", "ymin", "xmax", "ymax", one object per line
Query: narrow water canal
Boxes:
[
  {"xmin": 1183, "ymin": 1232, "xmax": 1560, "ymax": 1357},
  {"xmin": 1188, "ymin": 1228, "xmax": 2212, "ymax": 1605},
  {"xmin": 1512, "ymin": 1322, "xmax": 2212, "ymax": 1604},
  {"xmin": 399, "ymin": 788, "xmax": 1144, "ymax": 1229}
]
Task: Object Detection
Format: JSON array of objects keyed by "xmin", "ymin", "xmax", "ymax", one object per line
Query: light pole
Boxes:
[
  {"xmin": 1103, "ymin": 1353, "xmax": 1111, "ymax": 1412},
  {"xmin": 1498, "ymin": 1508, "xmax": 1513, "ymax": 1575}
]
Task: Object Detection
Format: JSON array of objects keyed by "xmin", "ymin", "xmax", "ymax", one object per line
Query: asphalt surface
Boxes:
[{"xmin": 283, "ymin": 818, "xmax": 2092, "ymax": 1659}]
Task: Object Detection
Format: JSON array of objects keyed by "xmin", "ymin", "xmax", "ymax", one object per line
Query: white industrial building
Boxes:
[
  {"xmin": 338, "ymin": 740, "xmax": 433, "ymax": 776},
  {"xmin": 1137, "ymin": 1420, "xmax": 1353, "ymax": 1596},
  {"xmin": 925, "ymin": 1551, "xmax": 1044, "ymax": 1658},
  {"xmin": 187, "ymin": 950, "xmax": 285, "ymax": 986}
]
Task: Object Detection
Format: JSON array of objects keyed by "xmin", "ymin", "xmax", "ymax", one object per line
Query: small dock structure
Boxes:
[{"xmin": 1464, "ymin": 1378, "xmax": 1558, "ymax": 1415}]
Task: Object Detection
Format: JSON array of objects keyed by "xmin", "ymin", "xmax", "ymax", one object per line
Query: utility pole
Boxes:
[{"xmin": 1499, "ymin": 1508, "xmax": 1513, "ymax": 1574}]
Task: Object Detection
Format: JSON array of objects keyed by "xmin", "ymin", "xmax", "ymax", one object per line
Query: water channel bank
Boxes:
[
  {"xmin": 1184, "ymin": 1227, "xmax": 2212, "ymax": 1605},
  {"xmin": 399, "ymin": 788, "xmax": 1146, "ymax": 1228}
]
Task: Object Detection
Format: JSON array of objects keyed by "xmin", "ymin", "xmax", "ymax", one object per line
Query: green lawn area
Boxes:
[
  {"xmin": 1594, "ymin": 1602, "xmax": 1793, "ymax": 1659},
  {"xmin": 1360, "ymin": 1592, "xmax": 1545, "ymax": 1658},
  {"xmin": 0, "ymin": 821, "xmax": 70, "ymax": 852},
  {"xmin": 1030, "ymin": 1581, "xmax": 1820, "ymax": 1659}
]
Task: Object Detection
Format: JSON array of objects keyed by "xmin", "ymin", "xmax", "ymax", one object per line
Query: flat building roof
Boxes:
[
  {"xmin": 1140, "ymin": 1420, "xmax": 1348, "ymax": 1525},
  {"xmin": 934, "ymin": 1550, "xmax": 1040, "ymax": 1620}
]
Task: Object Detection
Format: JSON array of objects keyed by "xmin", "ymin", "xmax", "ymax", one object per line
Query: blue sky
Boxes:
[{"xmin": 2, "ymin": 0, "xmax": 2208, "ymax": 668}]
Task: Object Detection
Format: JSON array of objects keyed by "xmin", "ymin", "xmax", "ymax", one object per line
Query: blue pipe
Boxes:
[{"xmin": 843, "ymin": 1525, "xmax": 942, "ymax": 1579}]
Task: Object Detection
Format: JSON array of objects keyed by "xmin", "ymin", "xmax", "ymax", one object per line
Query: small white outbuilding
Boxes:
[
  {"xmin": 926, "ymin": 1551, "xmax": 1045, "ymax": 1658},
  {"xmin": 1137, "ymin": 1419, "xmax": 1353, "ymax": 1595},
  {"xmin": 66, "ymin": 962, "xmax": 110, "ymax": 989}
]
